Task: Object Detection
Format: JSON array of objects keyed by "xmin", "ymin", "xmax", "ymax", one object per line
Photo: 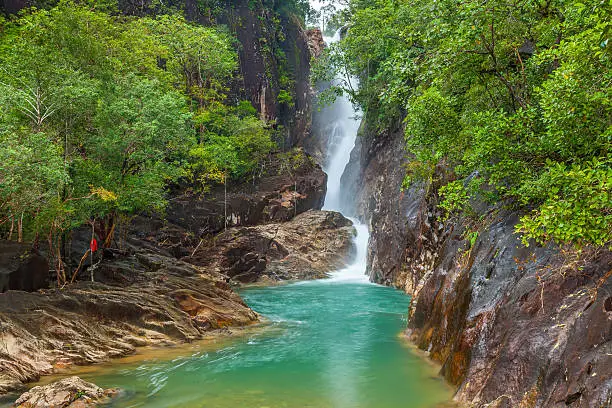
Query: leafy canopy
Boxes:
[
  {"xmin": 316, "ymin": 0, "xmax": 611, "ymax": 247},
  {"xmin": 0, "ymin": 1, "xmax": 274, "ymax": 247}
]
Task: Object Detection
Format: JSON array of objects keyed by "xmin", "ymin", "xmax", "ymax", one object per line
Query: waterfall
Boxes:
[{"xmin": 318, "ymin": 30, "xmax": 370, "ymax": 284}]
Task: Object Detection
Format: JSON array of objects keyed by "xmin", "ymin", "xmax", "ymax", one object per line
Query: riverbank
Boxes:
[
  {"xmin": 0, "ymin": 255, "xmax": 259, "ymax": 395},
  {"xmin": 0, "ymin": 208, "xmax": 358, "ymax": 396},
  {"xmin": 8, "ymin": 280, "xmax": 456, "ymax": 408},
  {"xmin": 0, "ymin": 322, "xmax": 275, "ymax": 406}
]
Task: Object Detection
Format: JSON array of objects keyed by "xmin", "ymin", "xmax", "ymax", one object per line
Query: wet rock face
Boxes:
[
  {"xmin": 168, "ymin": 152, "xmax": 327, "ymax": 237},
  {"xmin": 0, "ymin": 241, "xmax": 49, "ymax": 293},
  {"xmin": 187, "ymin": 210, "xmax": 356, "ymax": 283},
  {"xmin": 14, "ymin": 376, "xmax": 116, "ymax": 408},
  {"xmin": 406, "ymin": 210, "xmax": 612, "ymax": 408},
  {"xmin": 339, "ymin": 122, "xmax": 424, "ymax": 289},
  {"xmin": 344, "ymin": 119, "xmax": 612, "ymax": 407},
  {"xmin": 212, "ymin": 1, "xmax": 313, "ymax": 149}
]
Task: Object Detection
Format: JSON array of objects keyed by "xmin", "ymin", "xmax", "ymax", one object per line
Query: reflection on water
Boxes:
[{"xmin": 29, "ymin": 280, "xmax": 454, "ymax": 408}]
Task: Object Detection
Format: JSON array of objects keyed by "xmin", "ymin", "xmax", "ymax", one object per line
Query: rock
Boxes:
[
  {"xmin": 306, "ymin": 28, "xmax": 325, "ymax": 58},
  {"xmin": 339, "ymin": 115, "xmax": 612, "ymax": 407},
  {"xmin": 0, "ymin": 241, "xmax": 49, "ymax": 293},
  {"xmin": 14, "ymin": 376, "xmax": 115, "ymax": 407},
  {"xmin": 0, "ymin": 244, "xmax": 257, "ymax": 394},
  {"xmin": 211, "ymin": 1, "xmax": 313, "ymax": 148},
  {"xmin": 406, "ymin": 210, "xmax": 612, "ymax": 407},
  {"xmin": 186, "ymin": 210, "xmax": 356, "ymax": 283},
  {"xmin": 168, "ymin": 150, "xmax": 327, "ymax": 237}
]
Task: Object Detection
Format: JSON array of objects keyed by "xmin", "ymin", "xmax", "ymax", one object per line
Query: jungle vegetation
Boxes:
[
  {"xmin": 0, "ymin": 1, "xmax": 288, "ymax": 282},
  {"xmin": 315, "ymin": 0, "xmax": 611, "ymax": 248}
]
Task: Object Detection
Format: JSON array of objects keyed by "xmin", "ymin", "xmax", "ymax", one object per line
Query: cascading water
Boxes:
[
  {"xmin": 18, "ymin": 9, "xmax": 455, "ymax": 408},
  {"xmin": 319, "ymin": 30, "xmax": 370, "ymax": 283},
  {"xmin": 321, "ymin": 35, "xmax": 361, "ymax": 213}
]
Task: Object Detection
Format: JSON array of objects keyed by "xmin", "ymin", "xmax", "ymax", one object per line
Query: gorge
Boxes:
[{"xmin": 0, "ymin": 0, "xmax": 610, "ymax": 407}]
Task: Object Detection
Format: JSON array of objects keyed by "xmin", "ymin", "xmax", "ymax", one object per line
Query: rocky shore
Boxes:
[
  {"xmin": 0, "ymin": 246, "xmax": 257, "ymax": 394},
  {"xmin": 0, "ymin": 209, "xmax": 355, "ymax": 395},
  {"xmin": 0, "ymin": 146, "xmax": 358, "ymax": 396},
  {"xmin": 341, "ymin": 120, "xmax": 612, "ymax": 407}
]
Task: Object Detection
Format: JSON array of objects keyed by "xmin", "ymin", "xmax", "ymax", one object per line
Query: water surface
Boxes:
[{"xmin": 73, "ymin": 279, "xmax": 453, "ymax": 407}]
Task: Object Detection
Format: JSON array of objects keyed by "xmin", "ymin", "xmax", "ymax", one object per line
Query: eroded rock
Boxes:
[
  {"xmin": 406, "ymin": 211, "xmax": 612, "ymax": 408},
  {"xmin": 187, "ymin": 210, "xmax": 356, "ymax": 283},
  {"xmin": 14, "ymin": 376, "xmax": 115, "ymax": 408},
  {"xmin": 0, "ymin": 246, "xmax": 257, "ymax": 394}
]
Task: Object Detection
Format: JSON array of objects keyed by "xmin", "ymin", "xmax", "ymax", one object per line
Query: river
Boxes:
[
  {"xmin": 59, "ymin": 279, "xmax": 453, "ymax": 407},
  {"xmin": 66, "ymin": 27, "xmax": 453, "ymax": 408},
  {"xmin": 2, "ymin": 24, "xmax": 455, "ymax": 408}
]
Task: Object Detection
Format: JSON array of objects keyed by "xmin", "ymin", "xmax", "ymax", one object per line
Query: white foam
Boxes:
[
  {"xmin": 326, "ymin": 220, "xmax": 371, "ymax": 284},
  {"xmin": 315, "ymin": 29, "xmax": 370, "ymax": 284}
]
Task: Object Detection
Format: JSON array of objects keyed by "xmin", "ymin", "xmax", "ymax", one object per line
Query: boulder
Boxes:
[
  {"xmin": 0, "ymin": 241, "xmax": 49, "ymax": 293},
  {"xmin": 187, "ymin": 210, "xmax": 356, "ymax": 283},
  {"xmin": 168, "ymin": 150, "xmax": 327, "ymax": 237},
  {"xmin": 14, "ymin": 376, "xmax": 115, "ymax": 408}
]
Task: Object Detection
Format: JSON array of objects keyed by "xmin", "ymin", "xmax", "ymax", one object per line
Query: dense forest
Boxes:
[
  {"xmin": 0, "ymin": 0, "xmax": 610, "ymax": 406},
  {"xmin": 1, "ymin": 0, "xmax": 610, "ymax": 282},
  {"xmin": 0, "ymin": 0, "xmax": 313, "ymax": 284},
  {"xmin": 316, "ymin": 0, "xmax": 611, "ymax": 249}
]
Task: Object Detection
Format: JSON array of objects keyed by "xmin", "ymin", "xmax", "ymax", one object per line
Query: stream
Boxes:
[
  {"xmin": 62, "ymin": 279, "xmax": 453, "ymax": 408},
  {"xmin": 3, "ymin": 24, "xmax": 455, "ymax": 408},
  {"xmin": 62, "ymin": 28, "xmax": 453, "ymax": 408}
]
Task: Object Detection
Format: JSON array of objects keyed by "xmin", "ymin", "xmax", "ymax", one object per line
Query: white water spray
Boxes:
[{"xmin": 319, "ymin": 30, "xmax": 370, "ymax": 284}]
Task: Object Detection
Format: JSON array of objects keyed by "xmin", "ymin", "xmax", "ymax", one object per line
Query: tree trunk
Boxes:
[
  {"xmin": 17, "ymin": 213, "xmax": 23, "ymax": 243},
  {"xmin": 8, "ymin": 215, "xmax": 14, "ymax": 241}
]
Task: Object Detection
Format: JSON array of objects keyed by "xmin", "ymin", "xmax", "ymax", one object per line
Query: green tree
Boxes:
[
  {"xmin": 0, "ymin": 1, "xmax": 276, "ymax": 284},
  {"xmin": 318, "ymin": 0, "xmax": 611, "ymax": 247}
]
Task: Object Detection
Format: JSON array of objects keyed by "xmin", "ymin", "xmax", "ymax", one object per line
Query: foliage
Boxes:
[
  {"xmin": 0, "ymin": 129, "xmax": 67, "ymax": 231},
  {"xmin": 438, "ymin": 181, "xmax": 469, "ymax": 220},
  {"xmin": 276, "ymin": 148, "xmax": 310, "ymax": 177},
  {"xmin": 317, "ymin": 0, "xmax": 612, "ymax": 248},
  {"xmin": 190, "ymin": 104, "xmax": 274, "ymax": 183},
  {"xmin": 269, "ymin": 0, "xmax": 316, "ymax": 25},
  {"xmin": 0, "ymin": 1, "xmax": 275, "ymax": 279},
  {"xmin": 517, "ymin": 160, "xmax": 612, "ymax": 247}
]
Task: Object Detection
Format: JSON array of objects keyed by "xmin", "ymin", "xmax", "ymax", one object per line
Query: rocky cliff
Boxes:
[
  {"xmin": 1, "ymin": 0, "xmax": 315, "ymax": 150},
  {"xmin": 341, "ymin": 119, "xmax": 612, "ymax": 407},
  {"xmin": 168, "ymin": 150, "xmax": 327, "ymax": 237},
  {"xmin": 211, "ymin": 1, "xmax": 314, "ymax": 149}
]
